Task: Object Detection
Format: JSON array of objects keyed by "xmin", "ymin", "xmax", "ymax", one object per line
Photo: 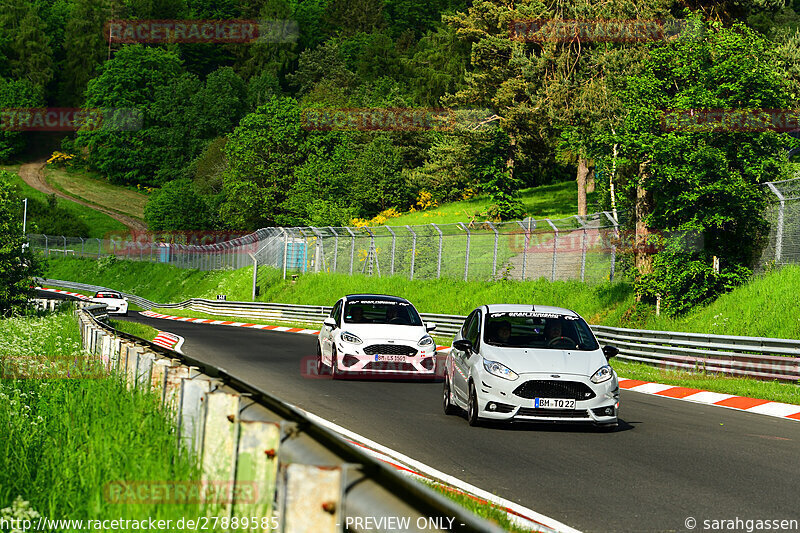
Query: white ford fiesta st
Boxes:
[
  {"xmin": 443, "ymin": 304, "xmax": 620, "ymax": 428},
  {"xmin": 317, "ymin": 294, "xmax": 438, "ymax": 378},
  {"xmin": 91, "ymin": 291, "xmax": 129, "ymax": 316}
]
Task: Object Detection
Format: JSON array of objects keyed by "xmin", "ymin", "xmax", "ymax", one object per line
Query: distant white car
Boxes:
[
  {"xmin": 317, "ymin": 294, "xmax": 437, "ymax": 378},
  {"xmin": 91, "ymin": 291, "xmax": 129, "ymax": 316},
  {"xmin": 443, "ymin": 304, "xmax": 620, "ymax": 428}
]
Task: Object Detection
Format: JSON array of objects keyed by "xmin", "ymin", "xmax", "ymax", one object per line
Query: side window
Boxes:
[
  {"xmin": 331, "ymin": 301, "xmax": 343, "ymax": 325},
  {"xmin": 468, "ymin": 311, "xmax": 481, "ymax": 347},
  {"xmin": 461, "ymin": 312, "xmax": 475, "ymax": 340}
]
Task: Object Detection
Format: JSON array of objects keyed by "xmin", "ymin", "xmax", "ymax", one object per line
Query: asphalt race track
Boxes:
[{"xmin": 123, "ymin": 312, "xmax": 800, "ymax": 533}]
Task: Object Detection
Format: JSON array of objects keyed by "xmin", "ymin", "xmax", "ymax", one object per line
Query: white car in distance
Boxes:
[
  {"xmin": 317, "ymin": 295, "xmax": 437, "ymax": 378},
  {"xmin": 91, "ymin": 291, "xmax": 129, "ymax": 316}
]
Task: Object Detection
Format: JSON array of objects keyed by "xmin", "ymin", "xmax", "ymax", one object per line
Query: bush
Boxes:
[{"xmin": 144, "ymin": 179, "xmax": 213, "ymax": 231}]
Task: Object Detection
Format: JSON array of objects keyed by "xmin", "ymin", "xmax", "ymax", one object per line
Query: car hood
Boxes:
[
  {"xmin": 481, "ymin": 345, "xmax": 608, "ymax": 377},
  {"xmin": 339, "ymin": 324, "xmax": 427, "ymax": 343}
]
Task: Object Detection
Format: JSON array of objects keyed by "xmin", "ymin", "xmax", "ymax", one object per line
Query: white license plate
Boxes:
[
  {"xmin": 375, "ymin": 355, "xmax": 405, "ymax": 362},
  {"xmin": 534, "ymin": 398, "xmax": 576, "ymax": 409}
]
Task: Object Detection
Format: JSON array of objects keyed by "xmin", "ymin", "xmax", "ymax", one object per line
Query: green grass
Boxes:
[
  {"xmin": 424, "ymin": 481, "xmax": 534, "ymax": 533},
  {"xmin": 387, "ymin": 181, "xmax": 598, "ymax": 226},
  {"xmin": 109, "ymin": 319, "xmax": 159, "ymax": 341},
  {"xmin": 44, "ymin": 165, "xmax": 148, "ymax": 220},
  {"xmin": 0, "ymin": 312, "xmax": 209, "ymax": 524},
  {"xmin": 1, "ymin": 165, "xmax": 127, "ymax": 238},
  {"xmin": 611, "ymin": 359, "xmax": 800, "ymax": 405}
]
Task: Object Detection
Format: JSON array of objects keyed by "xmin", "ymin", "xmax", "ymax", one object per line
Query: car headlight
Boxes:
[
  {"xmin": 340, "ymin": 331, "xmax": 362, "ymax": 344},
  {"xmin": 418, "ymin": 335, "xmax": 434, "ymax": 347},
  {"xmin": 591, "ymin": 365, "xmax": 613, "ymax": 384},
  {"xmin": 483, "ymin": 359, "xmax": 518, "ymax": 381}
]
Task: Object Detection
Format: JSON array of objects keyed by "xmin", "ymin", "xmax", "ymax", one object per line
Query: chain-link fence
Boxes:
[
  {"xmin": 761, "ymin": 177, "xmax": 800, "ymax": 269},
  {"xmin": 27, "ymin": 212, "xmax": 622, "ymax": 283}
]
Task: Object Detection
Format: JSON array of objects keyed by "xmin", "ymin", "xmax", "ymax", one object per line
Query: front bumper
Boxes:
[
  {"xmin": 336, "ymin": 341, "xmax": 437, "ymax": 375},
  {"xmin": 474, "ymin": 372, "xmax": 619, "ymax": 424}
]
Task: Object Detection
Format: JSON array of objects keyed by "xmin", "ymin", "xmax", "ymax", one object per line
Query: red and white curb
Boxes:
[
  {"xmin": 152, "ymin": 331, "xmax": 184, "ymax": 354},
  {"xmin": 36, "ymin": 286, "xmax": 91, "ymax": 300},
  {"xmin": 300, "ymin": 409, "xmax": 580, "ymax": 533},
  {"xmin": 139, "ymin": 310, "xmax": 800, "ymax": 423},
  {"xmin": 619, "ymin": 379, "xmax": 800, "ymax": 422}
]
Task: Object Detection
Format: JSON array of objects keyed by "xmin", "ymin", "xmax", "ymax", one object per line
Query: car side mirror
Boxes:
[
  {"xmin": 123, "ymin": 297, "xmax": 128, "ymax": 301},
  {"xmin": 452, "ymin": 339, "xmax": 473, "ymax": 352},
  {"xmin": 323, "ymin": 317, "xmax": 337, "ymax": 329},
  {"xmin": 426, "ymin": 322, "xmax": 437, "ymax": 332},
  {"xmin": 602, "ymin": 345, "xmax": 619, "ymax": 359}
]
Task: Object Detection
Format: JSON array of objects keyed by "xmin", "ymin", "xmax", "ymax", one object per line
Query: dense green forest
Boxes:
[{"xmin": 2, "ymin": 0, "xmax": 800, "ymax": 313}]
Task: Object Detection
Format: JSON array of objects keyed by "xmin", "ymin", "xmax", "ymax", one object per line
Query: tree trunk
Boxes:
[
  {"xmin": 634, "ymin": 161, "xmax": 654, "ymax": 300},
  {"xmin": 507, "ymin": 133, "xmax": 516, "ymax": 183},
  {"xmin": 586, "ymin": 168, "xmax": 596, "ymax": 194},
  {"xmin": 576, "ymin": 155, "xmax": 589, "ymax": 216}
]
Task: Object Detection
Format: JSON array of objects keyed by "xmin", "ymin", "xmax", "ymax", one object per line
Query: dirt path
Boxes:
[{"xmin": 18, "ymin": 160, "xmax": 148, "ymax": 232}]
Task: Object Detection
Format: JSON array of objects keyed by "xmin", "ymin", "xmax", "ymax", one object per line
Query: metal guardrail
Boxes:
[
  {"xmin": 47, "ymin": 278, "xmax": 800, "ymax": 382},
  {"xmin": 75, "ymin": 304, "xmax": 513, "ymax": 533}
]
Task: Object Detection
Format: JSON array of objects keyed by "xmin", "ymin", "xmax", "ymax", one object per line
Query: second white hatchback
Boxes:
[
  {"xmin": 317, "ymin": 295, "xmax": 437, "ymax": 378},
  {"xmin": 443, "ymin": 304, "xmax": 620, "ymax": 428}
]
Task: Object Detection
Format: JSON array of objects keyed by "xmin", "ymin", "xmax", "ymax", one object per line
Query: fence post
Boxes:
[
  {"xmin": 406, "ymin": 225, "xmax": 416, "ymax": 280},
  {"xmin": 311, "ymin": 227, "xmax": 326, "ymax": 273},
  {"xmin": 546, "ymin": 219, "xmax": 558, "ymax": 282},
  {"xmin": 80, "ymin": 237, "xmax": 84, "ymax": 257},
  {"xmin": 62, "ymin": 236, "xmax": 67, "ymax": 256},
  {"xmin": 328, "ymin": 226, "xmax": 339, "ymax": 273},
  {"xmin": 487, "ymin": 221, "xmax": 499, "ymax": 279},
  {"xmin": 345, "ymin": 227, "xmax": 356, "ymax": 275},
  {"xmin": 280, "ymin": 228, "xmax": 288, "ymax": 280},
  {"xmin": 574, "ymin": 215, "xmax": 587, "ymax": 282},
  {"xmin": 96, "ymin": 238, "xmax": 101, "ymax": 258},
  {"xmin": 767, "ymin": 182, "xmax": 785, "ymax": 263},
  {"xmin": 515, "ymin": 220, "xmax": 531, "ymax": 281},
  {"xmin": 386, "ymin": 226, "xmax": 396, "ymax": 276},
  {"xmin": 604, "ymin": 211, "xmax": 619, "ymax": 282},
  {"xmin": 431, "ymin": 223, "xmax": 443, "ymax": 279},
  {"xmin": 458, "ymin": 222, "xmax": 471, "ymax": 281}
]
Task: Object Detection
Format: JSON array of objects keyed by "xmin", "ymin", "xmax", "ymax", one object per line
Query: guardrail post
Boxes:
[
  {"xmin": 406, "ymin": 225, "xmax": 416, "ymax": 280},
  {"xmin": 234, "ymin": 419, "xmax": 280, "ymax": 519},
  {"xmin": 277, "ymin": 462, "xmax": 343, "ymax": 533},
  {"xmin": 459, "ymin": 222, "xmax": 471, "ymax": 281},
  {"xmin": 200, "ymin": 390, "xmax": 241, "ymax": 493},
  {"xmin": 546, "ymin": 218, "xmax": 558, "ymax": 281},
  {"xmin": 431, "ymin": 223, "xmax": 443, "ymax": 279},
  {"xmin": 178, "ymin": 376, "xmax": 217, "ymax": 455}
]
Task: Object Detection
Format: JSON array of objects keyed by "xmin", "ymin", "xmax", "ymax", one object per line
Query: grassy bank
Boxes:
[
  {"xmin": 0, "ymin": 312, "xmax": 207, "ymax": 523},
  {"xmin": 109, "ymin": 319, "xmax": 159, "ymax": 341},
  {"xmin": 44, "ymin": 165, "xmax": 148, "ymax": 221},
  {"xmin": 1, "ymin": 165, "xmax": 126, "ymax": 237},
  {"xmin": 388, "ymin": 181, "xmax": 597, "ymax": 226}
]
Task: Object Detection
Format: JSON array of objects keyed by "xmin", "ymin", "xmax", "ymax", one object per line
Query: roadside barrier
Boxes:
[
  {"xmin": 52, "ymin": 278, "xmax": 800, "ymax": 383},
  {"xmin": 74, "ymin": 303, "xmax": 514, "ymax": 533}
]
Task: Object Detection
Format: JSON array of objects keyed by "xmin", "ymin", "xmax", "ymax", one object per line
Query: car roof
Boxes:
[
  {"xmin": 344, "ymin": 294, "xmax": 412, "ymax": 304},
  {"xmin": 483, "ymin": 304, "xmax": 579, "ymax": 317}
]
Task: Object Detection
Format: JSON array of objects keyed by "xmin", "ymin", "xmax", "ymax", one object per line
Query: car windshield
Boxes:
[
  {"xmin": 95, "ymin": 292, "xmax": 121, "ymax": 299},
  {"xmin": 483, "ymin": 311, "xmax": 599, "ymax": 351},
  {"xmin": 344, "ymin": 300, "xmax": 423, "ymax": 326}
]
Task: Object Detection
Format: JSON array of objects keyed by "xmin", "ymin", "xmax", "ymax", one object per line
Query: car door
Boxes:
[
  {"xmin": 452, "ymin": 310, "xmax": 480, "ymax": 404},
  {"xmin": 321, "ymin": 300, "xmax": 342, "ymax": 362}
]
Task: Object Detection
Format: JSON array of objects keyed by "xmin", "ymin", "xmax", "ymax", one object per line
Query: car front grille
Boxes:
[
  {"xmin": 516, "ymin": 408, "xmax": 590, "ymax": 419},
  {"xmin": 363, "ymin": 362, "xmax": 418, "ymax": 372},
  {"xmin": 363, "ymin": 344, "xmax": 417, "ymax": 356},
  {"xmin": 512, "ymin": 380, "xmax": 596, "ymax": 400}
]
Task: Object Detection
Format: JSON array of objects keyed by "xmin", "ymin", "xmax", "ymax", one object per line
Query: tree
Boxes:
[
  {"xmin": 144, "ymin": 179, "xmax": 213, "ymax": 231},
  {"xmin": 0, "ymin": 170, "xmax": 41, "ymax": 316},
  {"xmin": 0, "ymin": 0, "xmax": 54, "ymax": 90},
  {"xmin": 620, "ymin": 21, "xmax": 797, "ymax": 313},
  {"xmin": 0, "ymin": 77, "xmax": 43, "ymax": 161}
]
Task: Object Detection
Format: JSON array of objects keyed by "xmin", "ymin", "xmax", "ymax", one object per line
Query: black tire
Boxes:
[
  {"xmin": 443, "ymin": 376, "xmax": 458, "ymax": 415},
  {"xmin": 467, "ymin": 382, "xmax": 481, "ymax": 427},
  {"xmin": 316, "ymin": 344, "xmax": 329, "ymax": 376},
  {"xmin": 331, "ymin": 346, "xmax": 340, "ymax": 379}
]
